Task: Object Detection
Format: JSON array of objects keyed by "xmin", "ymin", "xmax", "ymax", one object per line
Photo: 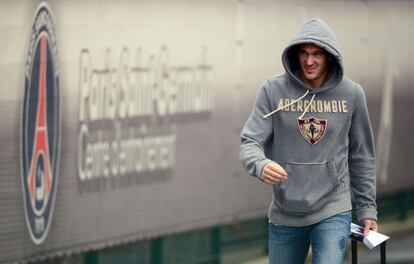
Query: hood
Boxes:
[{"xmin": 282, "ymin": 18, "xmax": 344, "ymax": 93}]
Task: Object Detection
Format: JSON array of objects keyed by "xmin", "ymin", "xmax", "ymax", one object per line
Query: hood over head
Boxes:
[{"xmin": 282, "ymin": 18, "xmax": 344, "ymax": 93}]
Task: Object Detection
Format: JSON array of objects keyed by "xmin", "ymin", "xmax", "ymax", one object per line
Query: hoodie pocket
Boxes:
[{"xmin": 277, "ymin": 161, "xmax": 339, "ymax": 215}]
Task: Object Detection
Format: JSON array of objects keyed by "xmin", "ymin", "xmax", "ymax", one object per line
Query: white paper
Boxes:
[{"xmin": 350, "ymin": 223, "xmax": 390, "ymax": 249}]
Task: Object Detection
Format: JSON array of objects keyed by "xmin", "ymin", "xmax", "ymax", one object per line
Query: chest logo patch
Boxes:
[{"xmin": 297, "ymin": 117, "xmax": 327, "ymax": 145}]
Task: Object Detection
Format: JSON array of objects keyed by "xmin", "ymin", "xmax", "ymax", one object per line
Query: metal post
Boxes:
[
  {"xmin": 264, "ymin": 219, "xmax": 269, "ymax": 255},
  {"xmin": 381, "ymin": 241, "xmax": 386, "ymax": 264},
  {"xmin": 351, "ymin": 239, "xmax": 357, "ymax": 264}
]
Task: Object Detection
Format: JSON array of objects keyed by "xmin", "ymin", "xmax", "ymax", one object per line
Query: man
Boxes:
[{"xmin": 239, "ymin": 18, "xmax": 378, "ymax": 263}]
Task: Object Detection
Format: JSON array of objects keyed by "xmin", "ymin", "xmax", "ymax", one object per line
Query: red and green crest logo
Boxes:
[{"xmin": 297, "ymin": 117, "xmax": 327, "ymax": 145}]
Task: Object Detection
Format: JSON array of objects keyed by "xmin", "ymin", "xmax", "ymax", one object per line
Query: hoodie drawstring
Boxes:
[
  {"xmin": 298, "ymin": 93, "xmax": 316, "ymax": 120},
  {"xmin": 263, "ymin": 90, "xmax": 316, "ymax": 119}
]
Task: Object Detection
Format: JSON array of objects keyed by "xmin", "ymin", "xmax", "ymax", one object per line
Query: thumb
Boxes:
[
  {"xmin": 363, "ymin": 224, "xmax": 370, "ymax": 236},
  {"xmin": 362, "ymin": 219, "xmax": 378, "ymax": 236}
]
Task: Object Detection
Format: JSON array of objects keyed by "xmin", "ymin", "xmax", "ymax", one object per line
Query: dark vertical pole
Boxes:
[
  {"xmin": 380, "ymin": 241, "xmax": 386, "ymax": 264},
  {"xmin": 264, "ymin": 219, "xmax": 269, "ymax": 255},
  {"xmin": 211, "ymin": 227, "xmax": 221, "ymax": 264},
  {"xmin": 351, "ymin": 239, "xmax": 357, "ymax": 264}
]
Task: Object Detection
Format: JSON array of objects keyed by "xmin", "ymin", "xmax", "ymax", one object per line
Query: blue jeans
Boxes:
[{"xmin": 268, "ymin": 211, "xmax": 351, "ymax": 264}]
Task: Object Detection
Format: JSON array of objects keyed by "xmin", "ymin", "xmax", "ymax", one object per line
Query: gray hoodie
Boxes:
[{"xmin": 240, "ymin": 18, "xmax": 377, "ymax": 226}]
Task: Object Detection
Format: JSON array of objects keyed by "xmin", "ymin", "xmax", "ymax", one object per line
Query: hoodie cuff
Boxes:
[
  {"xmin": 255, "ymin": 159, "xmax": 272, "ymax": 180},
  {"xmin": 356, "ymin": 208, "xmax": 378, "ymax": 223}
]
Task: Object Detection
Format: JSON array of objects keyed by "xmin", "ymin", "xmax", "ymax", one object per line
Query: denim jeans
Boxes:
[{"xmin": 268, "ymin": 211, "xmax": 351, "ymax": 264}]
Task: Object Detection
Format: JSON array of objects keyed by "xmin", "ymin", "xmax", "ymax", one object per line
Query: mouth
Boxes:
[{"xmin": 305, "ymin": 68, "xmax": 316, "ymax": 74}]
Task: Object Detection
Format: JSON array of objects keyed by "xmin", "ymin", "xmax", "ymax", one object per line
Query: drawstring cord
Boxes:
[
  {"xmin": 298, "ymin": 93, "xmax": 316, "ymax": 120},
  {"xmin": 262, "ymin": 90, "xmax": 316, "ymax": 119}
]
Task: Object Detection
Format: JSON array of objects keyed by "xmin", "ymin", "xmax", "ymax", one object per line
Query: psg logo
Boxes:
[{"xmin": 21, "ymin": 2, "xmax": 60, "ymax": 245}]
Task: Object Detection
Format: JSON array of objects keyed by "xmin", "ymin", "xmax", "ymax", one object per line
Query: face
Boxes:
[{"xmin": 298, "ymin": 44, "xmax": 330, "ymax": 88}]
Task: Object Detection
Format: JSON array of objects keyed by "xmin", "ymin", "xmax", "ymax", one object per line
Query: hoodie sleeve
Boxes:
[
  {"xmin": 240, "ymin": 83, "xmax": 274, "ymax": 179},
  {"xmin": 348, "ymin": 85, "xmax": 378, "ymax": 223}
]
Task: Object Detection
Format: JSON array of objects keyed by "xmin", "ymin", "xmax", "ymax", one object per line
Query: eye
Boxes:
[{"xmin": 314, "ymin": 51, "xmax": 325, "ymax": 58}]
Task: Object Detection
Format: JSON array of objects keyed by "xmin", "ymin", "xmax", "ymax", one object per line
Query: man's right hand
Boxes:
[{"xmin": 260, "ymin": 162, "xmax": 288, "ymax": 185}]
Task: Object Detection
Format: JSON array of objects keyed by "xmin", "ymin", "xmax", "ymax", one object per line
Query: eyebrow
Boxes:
[{"xmin": 298, "ymin": 48, "xmax": 325, "ymax": 54}]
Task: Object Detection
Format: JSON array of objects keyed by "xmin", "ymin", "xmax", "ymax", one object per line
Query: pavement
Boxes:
[{"xmin": 242, "ymin": 218, "xmax": 414, "ymax": 264}]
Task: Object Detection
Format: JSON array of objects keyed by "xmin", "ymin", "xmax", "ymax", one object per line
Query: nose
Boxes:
[{"xmin": 305, "ymin": 56, "xmax": 313, "ymax": 66}]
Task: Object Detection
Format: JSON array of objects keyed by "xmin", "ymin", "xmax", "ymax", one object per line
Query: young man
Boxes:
[{"xmin": 240, "ymin": 18, "xmax": 378, "ymax": 263}]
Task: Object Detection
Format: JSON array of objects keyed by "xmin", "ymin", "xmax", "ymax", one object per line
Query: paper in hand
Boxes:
[{"xmin": 350, "ymin": 223, "xmax": 390, "ymax": 249}]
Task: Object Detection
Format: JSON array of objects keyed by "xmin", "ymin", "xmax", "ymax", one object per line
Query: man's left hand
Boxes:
[{"xmin": 362, "ymin": 219, "xmax": 378, "ymax": 236}]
